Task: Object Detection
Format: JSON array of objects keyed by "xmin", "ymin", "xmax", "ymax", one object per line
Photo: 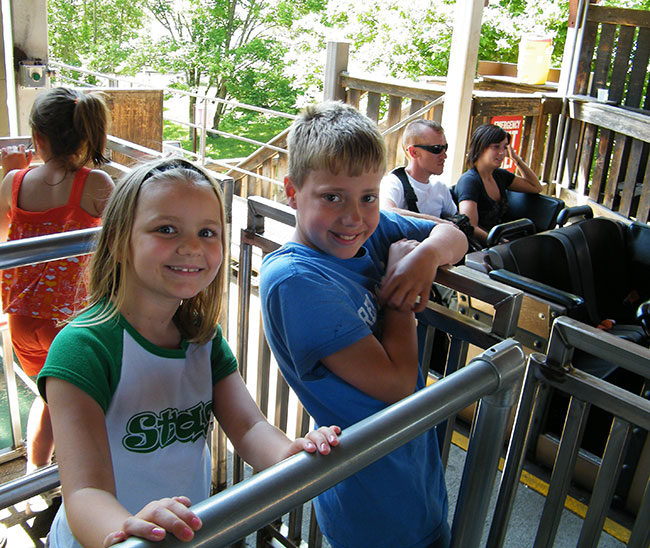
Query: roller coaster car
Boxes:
[
  {"xmin": 483, "ymin": 190, "xmax": 566, "ymax": 248},
  {"xmin": 461, "ymin": 215, "xmax": 650, "ymax": 506},
  {"xmin": 464, "ymin": 213, "xmax": 649, "ymax": 356}
]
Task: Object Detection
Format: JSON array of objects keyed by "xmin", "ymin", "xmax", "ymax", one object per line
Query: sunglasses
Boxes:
[{"xmin": 412, "ymin": 143, "xmax": 448, "ymax": 155}]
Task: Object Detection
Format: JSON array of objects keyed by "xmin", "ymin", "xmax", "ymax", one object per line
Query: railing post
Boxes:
[
  {"xmin": 323, "ymin": 41, "xmax": 350, "ymax": 102},
  {"xmin": 199, "ymin": 97, "xmax": 209, "ymax": 164},
  {"xmin": 451, "ymin": 340, "xmax": 526, "ymax": 548}
]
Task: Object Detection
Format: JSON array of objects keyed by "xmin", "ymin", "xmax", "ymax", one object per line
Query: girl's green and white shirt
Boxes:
[{"xmin": 38, "ymin": 304, "xmax": 237, "ymax": 548}]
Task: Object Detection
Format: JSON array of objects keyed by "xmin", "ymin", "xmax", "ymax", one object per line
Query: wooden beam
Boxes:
[
  {"xmin": 441, "ymin": 0, "xmax": 485, "ymax": 184},
  {"xmin": 568, "ymin": 98, "xmax": 650, "ymax": 143},
  {"xmin": 588, "ymin": 5, "xmax": 650, "ymax": 28},
  {"xmin": 341, "ymin": 74, "xmax": 445, "ymax": 102}
]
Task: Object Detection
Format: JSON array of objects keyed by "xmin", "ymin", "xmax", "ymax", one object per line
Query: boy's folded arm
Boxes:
[
  {"xmin": 380, "ymin": 223, "xmax": 468, "ymax": 312},
  {"xmin": 321, "ymin": 308, "xmax": 419, "ymax": 404}
]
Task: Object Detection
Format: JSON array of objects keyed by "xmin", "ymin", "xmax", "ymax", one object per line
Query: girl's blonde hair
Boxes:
[
  {"xmin": 83, "ymin": 158, "xmax": 227, "ymax": 345},
  {"xmin": 29, "ymin": 87, "xmax": 110, "ymax": 170}
]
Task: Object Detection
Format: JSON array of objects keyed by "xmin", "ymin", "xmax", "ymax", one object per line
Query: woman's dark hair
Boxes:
[
  {"xmin": 29, "ymin": 87, "xmax": 110, "ymax": 170},
  {"xmin": 466, "ymin": 124, "xmax": 511, "ymax": 168}
]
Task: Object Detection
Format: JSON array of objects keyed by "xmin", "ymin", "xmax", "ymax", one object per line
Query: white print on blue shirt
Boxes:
[{"xmin": 357, "ymin": 293, "xmax": 377, "ymax": 328}]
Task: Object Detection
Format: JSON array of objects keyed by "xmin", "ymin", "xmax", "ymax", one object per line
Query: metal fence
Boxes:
[{"xmin": 488, "ymin": 316, "xmax": 650, "ymax": 548}]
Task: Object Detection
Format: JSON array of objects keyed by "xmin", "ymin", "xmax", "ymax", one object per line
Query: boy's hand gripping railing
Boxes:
[
  {"xmin": 119, "ymin": 338, "xmax": 526, "ymax": 548},
  {"xmin": 488, "ymin": 316, "xmax": 650, "ymax": 548}
]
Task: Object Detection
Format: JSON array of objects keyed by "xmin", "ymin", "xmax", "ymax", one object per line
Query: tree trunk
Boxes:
[
  {"xmin": 211, "ymin": 84, "xmax": 229, "ymax": 132},
  {"xmin": 189, "ymin": 95, "xmax": 197, "ymax": 154}
]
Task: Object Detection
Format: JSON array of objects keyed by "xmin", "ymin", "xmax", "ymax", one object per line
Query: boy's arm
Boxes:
[
  {"xmin": 320, "ymin": 238, "xmax": 425, "ymax": 404},
  {"xmin": 378, "ymin": 223, "xmax": 468, "ymax": 313},
  {"xmin": 321, "ymin": 308, "xmax": 419, "ymax": 404},
  {"xmin": 46, "ymin": 378, "xmax": 201, "ymax": 547}
]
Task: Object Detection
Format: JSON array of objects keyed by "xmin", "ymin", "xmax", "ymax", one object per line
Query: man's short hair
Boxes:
[
  {"xmin": 287, "ymin": 101, "xmax": 386, "ymax": 188},
  {"xmin": 402, "ymin": 119, "xmax": 444, "ymax": 152}
]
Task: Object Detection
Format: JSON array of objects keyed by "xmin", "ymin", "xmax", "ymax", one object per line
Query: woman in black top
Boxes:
[{"xmin": 454, "ymin": 124, "xmax": 542, "ymax": 245}]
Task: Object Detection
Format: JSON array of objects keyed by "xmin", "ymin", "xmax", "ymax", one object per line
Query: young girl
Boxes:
[
  {"xmin": 0, "ymin": 87, "xmax": 114, "ymax": 481},
  {"xmin": 454, "ymin": 123, "xmax": 542, "ymax": 245},
  {"xmin": 37, "ymin": 158, "xmax": 340, "ymax": 547}
]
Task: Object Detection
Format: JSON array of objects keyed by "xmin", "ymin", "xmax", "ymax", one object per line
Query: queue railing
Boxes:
[{"xmin": 488, "ymin": 316, "xmax": 650, "ymax": 547}]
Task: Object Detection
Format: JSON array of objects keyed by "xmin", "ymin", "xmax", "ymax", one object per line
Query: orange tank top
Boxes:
[{"xmin": 1, "ymin": 167, "xmax": 102, "ymax": 320}]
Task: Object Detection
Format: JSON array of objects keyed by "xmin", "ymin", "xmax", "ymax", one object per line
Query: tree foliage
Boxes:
[
  {"xmin": 48, "ymin": 0, "xmax": 146, "ymax": 76},
  {"xmin": 281, "ymin": 0, "xmax": 570, "ymax": 104},
  {"xmin": 138, "ymin": 0, "xmax": 303, "ymax": 132}
]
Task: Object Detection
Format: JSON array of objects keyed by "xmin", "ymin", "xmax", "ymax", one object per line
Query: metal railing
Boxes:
[
  {"xmin": 488, "ymin": 316, "xmax": 650, "ymax": 548},
  {"xmin": 48, "ymin": 60, "xmax": 296, "ymax": 180},
  {"xmin": 117, "ymin": 339, "xmax": 526, "ymax": 548}
]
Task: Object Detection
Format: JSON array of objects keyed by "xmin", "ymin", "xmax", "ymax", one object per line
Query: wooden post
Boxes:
[
  {"xmin": 440, "ymin": 0, "xmax": 485, "ymax": 184},
  {"xmin": 323, "ymin": 41, "xmax": 350, "ymax": 102}
]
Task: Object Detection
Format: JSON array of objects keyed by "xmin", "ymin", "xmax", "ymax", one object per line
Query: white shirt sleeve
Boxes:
[{"xmin": 380, "ymin": 173, "xmax": 406, "ymax": 209}]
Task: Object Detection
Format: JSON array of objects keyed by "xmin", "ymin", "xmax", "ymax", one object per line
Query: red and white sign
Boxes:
[{"xmin": 490, "ymin": 115, "xmax": 524, "ymax": 173}]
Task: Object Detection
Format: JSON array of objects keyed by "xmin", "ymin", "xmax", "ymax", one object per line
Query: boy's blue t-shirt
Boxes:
[{"xmin": 260, "ymin": 211, "xmax": 448, "ymax": 548}]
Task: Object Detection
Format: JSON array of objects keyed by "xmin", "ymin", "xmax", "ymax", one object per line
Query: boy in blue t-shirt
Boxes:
[{"xmin": 260, "ymin": 102, "xmax": 467, "ymax": 548}]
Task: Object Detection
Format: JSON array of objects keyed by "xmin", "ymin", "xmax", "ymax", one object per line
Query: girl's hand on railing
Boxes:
[
  {"xmin": 287, "ymin": 425, "xmax": 341, "ymax": 457},
  {"xmin": 102, "ymin": 496, "xmax": 202, "ymax": 546},
  {"xmin": 1, "ymin": 145, "xmax": 33, "ymax": 174}
]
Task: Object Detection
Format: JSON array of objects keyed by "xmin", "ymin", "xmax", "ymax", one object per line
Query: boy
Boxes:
[{"xmin": 260, "ymin": 102, "xmax": 467, "ymax": 548}]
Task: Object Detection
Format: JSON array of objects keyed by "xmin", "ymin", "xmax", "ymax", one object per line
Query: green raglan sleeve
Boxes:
[
  {"xmin": 37, "ymin": 318, "xmax": 124, "ymax": 414},
  {"xmin": 210, "ymin": 324, "xmax": 239, "ymax": 385}
]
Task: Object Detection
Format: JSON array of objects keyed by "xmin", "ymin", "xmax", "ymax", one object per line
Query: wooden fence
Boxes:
[
  {"xmin": 557, "ymin": 4, "xmax": 650, "ymax": 223},
  {"xmin": 227, "ymin": 4, "xmax": 650, "ymax": 225}
]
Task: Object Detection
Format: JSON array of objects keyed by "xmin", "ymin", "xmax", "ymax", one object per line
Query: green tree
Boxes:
[
  {"xmin": 141, "ymin": 0, "xmax": 305, "ymax": 140},
  {"xmin": 48, "ymin": 0, "xmax": 147, "ymax": 78},
  {"xmin": 283, "ymin": 0, "xmax": 571, "ymax": 104}
]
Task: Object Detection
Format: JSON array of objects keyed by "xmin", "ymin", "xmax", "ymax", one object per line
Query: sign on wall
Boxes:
[{"xmin": 490, "ymin": 115, "xmax": 524, "ymax": 173}]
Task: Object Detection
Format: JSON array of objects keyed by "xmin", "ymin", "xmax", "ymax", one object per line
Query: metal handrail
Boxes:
[
  {"xmin": 119, "ymin": 339, "xmax": 525, "ymax": 548},
  {"xmin": 0, "ymin": 465, "xmax": 59, "ymax": 510},
  {"xmin": 488, "ymin": 316, "xmax": 650, "ymax": 548}
]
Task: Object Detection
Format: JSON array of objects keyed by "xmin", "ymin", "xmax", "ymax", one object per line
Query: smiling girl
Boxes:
[
  {"xmin": 453, "ymin": 123, "xmax": 542, "ymax": 245},
  {"xmin": 37, "ymin": 158, "xmax": 339, "ymax": 548}
]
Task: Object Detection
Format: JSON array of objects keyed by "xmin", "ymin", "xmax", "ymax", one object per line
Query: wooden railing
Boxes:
[
  {"xmin": 230, "ymin": 71, "xmax": 562, "ymax": 200},
  {"xmin": 556, "ymin": 4, "xmax": 650, "ymax": 223}
]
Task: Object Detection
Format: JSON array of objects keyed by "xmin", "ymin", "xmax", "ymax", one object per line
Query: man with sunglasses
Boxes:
[{"xmin": 380, "ymin": 119, "xmax": 457, "ymax": 222}]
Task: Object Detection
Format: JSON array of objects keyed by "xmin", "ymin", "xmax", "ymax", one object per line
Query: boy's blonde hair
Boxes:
[
  {"xmin": 82, "ymin": 158, "xmax": 227, "ymax": 345},
  {"xmin": 287, "ymin": 101, "xmax": 386, "ymax": 188}
]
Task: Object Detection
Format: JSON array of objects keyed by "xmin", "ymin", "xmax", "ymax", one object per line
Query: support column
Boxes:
[
  {"xmin": 323, "ymin": 41, "xmax": 349, "ymax": 103},
  {"xmin": 440, "ymin": 0, "xmax": 485, "ymax": 184},
  {"xmin": 8, "ymin": 0, "xmax": 48, "ymax": 135},
  {"xmin": 0, "ymin": 1, "xmax": 10, "ymax": 135}
]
